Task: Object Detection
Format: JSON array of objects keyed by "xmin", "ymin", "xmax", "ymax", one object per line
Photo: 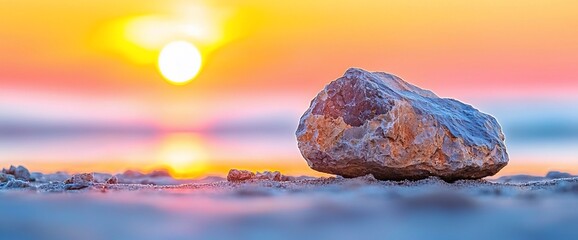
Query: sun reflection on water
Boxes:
[{"xmin": 156, "ymin": 133, "xmax": 208, "ymax": 178}]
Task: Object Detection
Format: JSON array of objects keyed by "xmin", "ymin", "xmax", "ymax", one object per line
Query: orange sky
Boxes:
[
  {"xmin": 1, "ymin": 0, "xmax": 578, "ymax": 177},
  {"xmin": 3, "ymin": 1, "xmax": 578, "ymax": 97}
]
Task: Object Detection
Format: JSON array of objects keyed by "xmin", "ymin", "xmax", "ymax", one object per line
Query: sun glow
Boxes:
[
  {"xmin": 90, "ymin": 1, "xmax": 243, "ymax": 85},
  {"xmin": 157, "ymin": 41, "xmax": 203, "ymax": 85},
  {"xmin": 156, "ymin": 133, "xmax": 208, "ymax": 178}
]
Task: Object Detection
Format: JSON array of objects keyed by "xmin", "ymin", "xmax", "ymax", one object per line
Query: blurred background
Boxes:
[{"xmin": 1, "ymin": 0, "xmax": 577, "ymax": 178}]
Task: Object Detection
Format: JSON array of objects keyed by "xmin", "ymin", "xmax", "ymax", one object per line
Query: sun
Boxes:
[{"xmin": 157, "ymin": 41, "xmax": 202, "ymax": 85}]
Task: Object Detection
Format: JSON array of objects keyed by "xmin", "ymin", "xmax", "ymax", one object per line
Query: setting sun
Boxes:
[{"xmin": 157, "ymin": 41, "xmax": 202, "ymax": 85}]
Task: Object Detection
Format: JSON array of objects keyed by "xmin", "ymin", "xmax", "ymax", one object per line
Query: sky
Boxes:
[{"xmin": 1, "ymin": 0, "xmax": 577, "ymax": 177}]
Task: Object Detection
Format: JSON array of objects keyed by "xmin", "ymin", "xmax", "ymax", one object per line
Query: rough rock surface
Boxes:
[
  {"xmin": 106, "ymin": 176, "xmax": 118, "ymax": 184},
  {"xmin": 13, "ymin": 166, "xmax": 32, "ymax": 181},
  {"xmin": 2, "ymin": 165, "xmax": 32, "ymax": 181},
  {"xmin": 65, "ymin": 173, "xmax": 95, "ymax": 184},
  {"xmin": 296, "ymin": 68, "xmax": 508, "ymax": 181},
  {"xmin": 255, "ymin": 171, "xmax": 283, "ymax": 181},
  {"xmin": 227, "ymin": 169, "xmax": 255, "ymax": 182},
  {"xmin": 255, "ymin": 171, "xmax": 294, "ymax": 181},
  {"xmin": 1, "ymin": 166, "xmax": 12, "ymax": 174},
  {"xmin": 227, "ymin": 169, "xmax": 294, "ymax": 182}
]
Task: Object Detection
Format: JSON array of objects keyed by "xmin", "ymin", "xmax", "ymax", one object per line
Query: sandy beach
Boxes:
[{"xmin": 2, "ymin": 173, "xmax": 578, "ymax": 240}]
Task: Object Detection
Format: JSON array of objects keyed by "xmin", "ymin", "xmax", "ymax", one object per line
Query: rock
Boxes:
[
  {"xmin": 546, "ymin": 171, "xmax": 574, "ymax": 179},
  {"xmin": 2, "ymin": 165, "xmax": 16, "ymax": 174},
  {"xmin": 0, "ymin": 173, "xmax": 14, "ymax": 183},
  {"xmin": 1, "ymin": 179, "xmax": 30, "ymax": 189},
  {"xmin": 1, "ymin": 165, "xmax": 32, "ymax": 181},
  {"xmin": 296, "ymin": 68, "xmax": 509, "ymax": 181},
  {"xmin": 255, "ymin": 171, "xmax": 283, "ymax": 181},
  {"xmin": 227, "ymin": 169, "xmax": 294, "ymax": 182},
  {"xmin": 13, "ymin": 166, "xmax": 31, "ymax": 181},
  {"xmin": 65, "ymin": 173, "xmax": 95, "ymax": 184},
  {"xmin": 227, "ymin": 169, "xmax": 255, "ymax": 182},
  {"xmin": 106, "ymin": 176, "xmax": 118, "ymax": 184}
]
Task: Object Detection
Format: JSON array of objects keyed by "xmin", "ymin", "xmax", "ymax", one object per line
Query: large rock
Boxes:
[{"xmin": 296, "ymin": 68, "xmax": 508, "ymax": 181}]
